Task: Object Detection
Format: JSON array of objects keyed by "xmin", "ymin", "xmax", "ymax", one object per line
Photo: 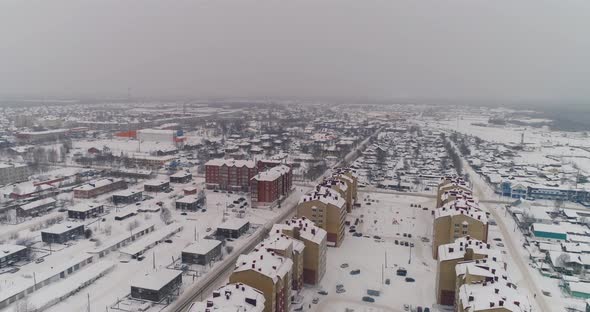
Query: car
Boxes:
[
  {"xmin": 410, "ymin": 243, "xmax": 415, "ymax": 247},
  {"xmin": 373, "ymin": 235, "xmax": 381, "ymax": 239},
  {"xmin": 366, "ymin": 202, "xmax": 371, "ymax": 205},
  {"xmin": 229, "ymin": 204, "xmax": 235, "ymax": 208},
  {"xmin": 181, "ymin": 212, "xmax": 188, "ymax": 215},
  {"xmin": 424, "ymin": 308, "xmax": 430, "ymax": 312},
  {"xmin": 493, "ymin": 238, "xmax": 502, "ymax": 241},
  {"xmin": 395, "ymin": 240, "xmax": 399, "ymax": 245},
  {"xmin": 350, "ymin": 269, "xmax": 361, "ymax": 275},
  {"xmin": 385, "ymin": 278, "xmax": 390, "ymax": 285},
  {"xmin": 403, "ymin": 304, "xmax": 410, "ymax": 311},
  {"xmin": 136, "ymin": 202, "xmax": 141, "ymax": 206},
  {"xmin": 405, "ymin": 277, "xmax": 415, "ymax": 282},
  {"xmin": 226, "ymin": 238, "xmax": 234, "ymax": 242},
  {"xmin": 403, "ymin": 233, "xmax": 408, "ymax": 237},
  {"xmin": 497, "ymin": 243, "xmax": 505, "ymax": 247},
  {"xmin": 340, "ymin": 263, "xmax": 349, "ymax": 268},
  {"xmin": 102, "ymin": 218, "xmax": 107, "ymax": 222},
  {"xmin": 407, "ymin": 233, "xmax": 412, "ymax": 238},
  {"xmin": 206, "ymin": 227, "xmax": 212, "ymax": 232},
  {"xmin": 228, "ymin": 191, "xmax": 233, "ymax": 194},
  {"xmin": 201, "ymin": 209, "xmax": 207, "ymax": 212},
  {"xmin": 213, "ymin": 190, "xmax": 219, "ymax": 193},
  {"xmin": 336, "ymin": 288, "xmax": 346, "ymax": 294},
  {"xmin": 35, "ymin": 258, "xmax": 45, "ymax": 264},
  {"xmin": 397, "ymin": 268, "xmax": 407, "ymax": 276},
  {"xmin": 404, "ymin": 242, "xmax": 409, "ymax": 247},
  {"xmin": 417, "ymin": 307, "xmax": 423, "ymax": 312},
  {"xmin": 318, "ymin": 290, "xmax": 328, "ymax": 295},
  {"xmin": 164, "ymin": 239, "xmax": 173, "ymax": 243},
  {"xmin": 349, "ymin": 229, "xmax": 356, "ymax": 233},
  {"xmin": 361, "ymin": 296, "xmax": 375, "ymax": 303},
  {"xmin": 312, "ymin": 298, "xmax": 319, "ymax": 304},
  {"xmin": 336, "ymin": 284, "xmax": 344, "ymax": 289},
  {"xmin": 353, "ymin": 233, "xmax": 363, "ymax": 237}
]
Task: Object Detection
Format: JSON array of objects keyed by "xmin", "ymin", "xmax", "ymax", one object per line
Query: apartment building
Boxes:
[
  {"xmin": 297, "ymin": 186, "xmax": 347, "ymax": 247},
  {"xmin": 229, "ymin": 249, "xmax": 293, "ymax": 312},
  {"xmin": 250, "ymin": 165, "xmax": 293, "ymax": 208},
  {"xmin": 205, "ymin": 159, "xmax": 258, "ymax": 191},
  {"xmin": 257, "ymin": 234, "xmax": 305, "ymax": 291},
  {"xmin": 332, "ymin": 168, "xmax": 358, "ymax": 209},
  {"xmin": 432, "ymin": 199, "xmax": 489, "ymax": 259},
  {"xmin": 320, "ymin": 177, "xmax": 353, "ymax": 213},
  {"xmin": 0, "ymin": 163, "xmax": 29, "ymax": 186},
  {"xmin": 16, "ymin": 129, "xmax": 68, "ymax": 143},
  {"xmin": 188, "ymin": 283, "xmax": 265, "ymax": 312},
  {"xmin": 455, "ymin": 260, "xmax": 532, "ymax": 312},
  {"xmin": 436, "ymin": 176, "xmax": 471, "ymax": 208},
  {"xmin": 435, "ymin": 236, "xmax": 503, "ymax": 305},
  {"xmin": 271, "ymin": 217, "xmax": 327, "ymax": 285}
]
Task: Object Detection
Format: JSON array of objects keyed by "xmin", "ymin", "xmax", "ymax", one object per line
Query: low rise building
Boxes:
[
  {"xmin": 41, "ymin": 223, "xmax": 85, "ymax": 244},
  {"xmin": 17, "ymin": 197, "xmax": 56, "ymax": 218},
  {"xmin": 144, "ymin": 180, "xmax": 170, "ymax": 192},
  {"xmin": 73, "ymin": 178, "xmax": 126, "ymax": 198},
  {"xmin": 0, "ymin": 163, "xmax": 29, "ymax": 186},
  {"xmin": 297, "ymin": 186, "xmax": 347, "ymax": 247},
  {"xmin": 170, "ymin": 171, "xmax": 193, "ymax": 183},
  {"xmin": 217, "ymin": 219, "xmax": 250, "ymax": 239},
  {"xmin": 68, "ymin": 203, "xmax": 105, "ymax": 220},
  {"xmin": 0, "ymin": 245, "xmax": 28, "ymax": 268},
  {"xmin": 112, "ymin": 189, "xmax": 143, "ymax": 205},
  {"xmin": 182, "ymin": 239, "xmax": 223, "ymax": 265},
  {"xmin": 130, "ymin": 269, "xmax": 183, "ymax": 302},
  {"xmin": 176, "ymin": 195, "xmax": 205, "ymax": 211}
]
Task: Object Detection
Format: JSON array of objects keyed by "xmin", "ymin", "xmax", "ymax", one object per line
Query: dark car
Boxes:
[
  {"xmin": 201, "ymin": 209, "xmax": 207, "ymax": 212},
  {"xmin": 213, "ymin": 190, "xmax": 219, "ymax": 193},
  {"xmin": 424, "ymin": 308, "xmax": 430, "ymax": 312},
  {"xmin": 404, "ymin": 242, "xmax": 409, "ymax": 247},
  {"xmin": 417, "ymin": 307, "xmax": 423, "ymax": 312},
  {"xmin": 397, "ymin": 268, "xmax": 407, "ymax": 276},
  {"xmin": 349, "ymin": 229, "xmax": 356, "ymax": 233},
  {"xmin": 350, "ymin": 269, "xmax": 361, "ymax": 275},
  {"xmin": 395, "ymin": 240, "xmax": 399, "ymax": 245},
  {"xmin": 181, "ymin": 212, "xmax": 187, "ymax": 215},
  {"xmin": 353, "ymin": 233, "xmax": 363, "ymax": 237},
  {"xmin": 408, "ymin": 234, "xmax": 412, "ymax": 238},
  {"xmin": 362, "ymin": 296, "xmax": 375, "ymax": 303},
  {"xmin": 405, "ymin": 277, "xmax": 415, "ymax": 282},
  {"xmin": 403, "ymin": 233, "xmax": 408, "ymax": 237},
  {"xmin": 385, "ymin": 278, "xmax": 390, "ymax": 285},
  {"xmin": 318, "ymin": 290, "xmax": 328, "ymax": 295},
  {"xmin": 373, "ymin": 235, "xmax": 381, "ymax": 239},
  {"xmin": 164, "ymin": 239, "xmax": 173, "ymax": 243}
]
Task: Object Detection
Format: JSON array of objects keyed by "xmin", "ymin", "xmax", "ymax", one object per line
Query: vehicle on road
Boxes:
[
  {"xmin": 350, "ymin": 269, "xmax": 361, "ymax": 275},
  {"xmin": 405, "ymin": 277, "xmax": 415, "ymax": 282},
  {"xmin": 362, "ymin": 296, "xmax": 375, "ymax": 303},
  {"xmin": 318, "ymin": 290, "xmax": 328, "ymax": 295},
  {"xmin": 340, "ymin": 263, "xmax": 349, "ymax": 268},
  {"xmin": 312, "ymin": 298, "xmax": 319, "ymax": 304}
]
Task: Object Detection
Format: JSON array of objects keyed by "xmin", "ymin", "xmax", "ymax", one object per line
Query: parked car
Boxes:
[
  {"xmin": 397, "ymin": 268, "xmax": 407, "ymax": 276},
  {"xmin": 350, "ymin": 269, "xmax": 361, "ymax": 275},
  {"xmin": 373, "ymin": 235, "xmax": 381, "ymax": 239},
  {"xmin": 318, "ymin": 290, "xmax": 328, "ymax": 295},
  {"xmin": 312, "ymin": 298, "xmax": 319, "ymax": 304},
  {"xmin": 405, "ymin": 277, "xmax": 415, "ymax": 282},
  {"xmin": 417, "ymin": 307, "xmax": 423, "ymax": 312},
  {"xmin": 340, "ymin": 263, "xmax": 349, "ymax": 268},
  {"xmin": 403, "ymin": 304, "xmax": 410, "ymax": 311},
  {"xmin": 164, "ymin": 239, "xmax": 173, "ymax": 243},
  {"xmin": 181, "ymin": 212, "xmax": 187, "ymax": 215},
  {"xmin": 361, "ymin": 296, "xmax": 375, "ymax": 303},
  {"xmin": 336, "ymin": 288, "xmax": 346, "ymax": 294},
  {"xmin": 395, "ymin": 240, "xmax": 399, "ymax": 245},
  {"xmin": 385, "ymin": 278, "xmax": 390, "ymax": 285},
  {"xmin": 35, "ymin": 258, "xmax": 45, "ymax": 264},
  {"xmin": 424, "ymin": 307, "xmax": 430, "ymax": 312}
]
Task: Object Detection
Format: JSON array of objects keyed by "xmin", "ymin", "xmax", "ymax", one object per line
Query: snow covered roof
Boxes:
[
  {"xmin": 218, "ymin": 218, "xmax": 249, "ymax": 231},
  {"xmin": 73, "ymin": 178, "xmax": 122, "ymax": 191},
  {"xmin": 130, "ymin": 269, "xmax": 182, "ymax": 291},
  {"xmin": 299, "ymin": 186, "xmax": 346, "ymax": 208},
  {"xmin": 188, "ymin": 283, "xmax": 265, "ymax": 312},
  {"xmin": 19, "ymin": 197, "xmax": 56, "ymax": 211},
  {"xmin": 259, "ymin": 234, "xmax": 305, "ymax": 254},
  {"xmin": 183, "ymin": 239, "xmax": 222, "ymax": 255},
  {"xmin": 0, "ymin": 244, "xmax": 26, "ymax": 259},
  {"xmin": 42, "ymin": 222, "xmax": 84, "ymax": 235},
  {"xmin": 234, "ymin": 249, "xmax": 293, "ymax": 283},
  {"xmin": 144, "ymin": 179, "xmax": 169, "ymax": 187},
  {"xmin": 438, "ymin": 236, "xmax": 502, "ymax": 262},
  {"xmin": 120, "ymin": 223, "xmax": 182, "ymax": 256},
  {"xmin": 251, "ymin": 165, "xmax": 290, "ymax": 182},
  {"xmin": 176, "ymin": 195, "xmax": 201, "ymax": 204},
  {"xmin": 435, "ymin": 199, "xmax": 487, "ymax": 224},
  {"xmin": 531, "ymin": 223, "xmax": 567, "ymax": 235},
  {"xmin": 457, "ymin": 276, "xmax": 532, "ymax": 312},
  {"xmin": 271, "ymin": 217, "xmax": 327, "ymax": 245},
  {"xmin": 170, "ymin": 171, "xmax": 192, "ymax": 178},
  {"xmin": 112, "ymin": 189, "xmax": 142, "ymax": 197},
  {"xmin": 68, "ymin": 203, "xmax": 103, "ymax": 213},
  {"xmin": 205, "ymin": 158, "xmax": 256, "ymax": 168}
]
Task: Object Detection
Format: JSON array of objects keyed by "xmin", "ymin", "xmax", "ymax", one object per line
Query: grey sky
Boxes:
[{"xmin": 1, "ymin": 0, "xmax": 589, "ymax": 102}]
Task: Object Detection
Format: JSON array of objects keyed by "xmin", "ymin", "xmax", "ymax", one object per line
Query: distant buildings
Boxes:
[
  {"xmin": 73, "ymin": 178, "xmax": 126, "ymax": 199},
  {"xmin": 0, "ymin": 163, "xmax": 29, "ymax": 186},
  {"xmin": 16, "ymin": 129, "xmax": 68, "ymax": 143}
]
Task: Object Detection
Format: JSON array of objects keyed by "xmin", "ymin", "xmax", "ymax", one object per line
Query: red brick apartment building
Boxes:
[
  {"xmin": 205, "ymin": 159, "xmax": 258, "ymax": 191},
  {"xmin": 250, "ymin": 165, "xmax": 293, "ymax": 208}
]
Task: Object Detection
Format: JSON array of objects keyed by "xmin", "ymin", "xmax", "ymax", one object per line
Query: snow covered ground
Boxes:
[{"xmin": 303, "ymin": 192, "xmax": 438, "ymax": 312}]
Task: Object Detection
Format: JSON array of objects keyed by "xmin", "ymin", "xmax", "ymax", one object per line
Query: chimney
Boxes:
[
  {"xmin": 260, "ymin": 254, "xmax": 264, "ymax": 260},
  {"xmin": 494, "ymin": 288, "xmax": 499, "ymax": 294},
  {"xmin": 468, "ymin": 296, "xmax": 474, "ymax": 302},
  {"xmin": 252, "ymin": 263, "xmax": 255, "ymax": 269},
  {"xmin": 499, "ymin": 300, "xmax": 504, "ymax": 306}
]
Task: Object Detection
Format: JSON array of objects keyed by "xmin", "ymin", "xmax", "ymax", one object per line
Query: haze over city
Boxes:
[{"xmin": 1, "ymin": 0, "xmax": 589, "ymax": 103}]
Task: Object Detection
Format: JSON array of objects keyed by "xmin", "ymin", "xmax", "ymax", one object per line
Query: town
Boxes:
[{"xmin": 0, "ymin": 101, "xmax": 589, "ymax": 312}]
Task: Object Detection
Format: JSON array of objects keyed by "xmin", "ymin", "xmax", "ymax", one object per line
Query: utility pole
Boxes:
[
  {"xmin": 408, "ymin": 244, "xmax": 412, "ymax": 264},
  {"xmin": 381, "ymin": 264, "xmax": 384, "ymax": 284},
  {"xmin": 87, "ymin": 293, "xmax": 90, "ymax": 312},
  {"xmin": 153, "ymin": 251, "xmax": 156, "ymax": 270}
]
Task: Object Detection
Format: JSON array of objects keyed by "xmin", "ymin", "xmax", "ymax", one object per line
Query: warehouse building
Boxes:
[{"xmin": 217, "ymin": 219, "xmax": 250, "ymax": 239}]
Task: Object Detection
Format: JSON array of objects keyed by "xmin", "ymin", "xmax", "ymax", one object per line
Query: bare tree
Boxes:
[{"xmin": 160, "ymin": 207, "xmax": 172, "ymax": 224}]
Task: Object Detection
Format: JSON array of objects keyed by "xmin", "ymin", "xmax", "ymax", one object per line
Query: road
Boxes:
[{"xmin": 464, "ymin": 163, "xmax": 550, "ymax": 312}]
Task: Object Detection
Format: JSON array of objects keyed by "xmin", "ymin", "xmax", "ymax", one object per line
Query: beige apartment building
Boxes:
[
  {"xmin": 436, "ymin": 176, "xmax": 471, "ymax": 208},
  {"xmin": 229, "ymin": 249, "xmax": 293, "ymax": 312},
  {"xmin": 297, "ymin": 186, "xmax": 347, "ymax": 247},
  {"xmin": 271, "ymin": 217, "xmax": 327, "ymax": 285},
  {"xmin": 257, "ymin": 234, "xmax": 305, "ymax": 291},
  {"xmin": 455, "ymin": 260, "xmax": 532, "ymax": 312},
  {"xmin": 432, "ymin": 199, "xmax": 488, "ymax": 259},
  {"xmin": 0, "ymin": 163, "xmax": 29, "ymax": 186},
  {"xmin": 435, "ymin": 236, "xmax": 503, "ymax": 305}
]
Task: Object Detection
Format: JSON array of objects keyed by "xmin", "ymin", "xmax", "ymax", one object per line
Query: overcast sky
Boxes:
[{"xmin": 1, "ymin": 0, "xmax": 589, "ymax": 102}]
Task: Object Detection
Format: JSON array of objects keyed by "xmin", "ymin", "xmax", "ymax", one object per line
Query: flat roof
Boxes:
[
  {"xmin": 42, "ymin": 222, "xmax": 84, "ymax": 235},
  {"xmin": 0, "ymin": 244, "xmax": 27, "ymax": 258},
  {"xmin": 182, "ymin": 239, "xmax": 222, "ymax": 255},
  {"xmin": 112, "ymin": 189, "xmax": 142, "ymax": 197},
  {"xmin": 68, "ymin": 203, "xmax": 103, "ymax": 213},
  {"xmin": 130, "ymin": 269, "xmax": 182, "ymax": 291},
  {"xmin": 20, "ymin": 197, "xmax": 56, "ymax": 211},
  {"xmin": 218, "ymin": 219, "xmax": 249, "ymax": 231}
]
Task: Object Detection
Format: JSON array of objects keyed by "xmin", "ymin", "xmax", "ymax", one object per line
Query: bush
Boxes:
[{"xmin": 85, "ymin": 228, "xmax": 93, "ymax": 239}]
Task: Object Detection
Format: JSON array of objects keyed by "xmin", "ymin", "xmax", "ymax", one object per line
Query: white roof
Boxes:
[
  {"xmin": 252, "ymin": 165, "xmax": 290, "ymax": 182},
  {"xmin": 188, "ymin": 283, "xmax": 265, "ymax": 312},
  {"xmin": 183, "ymin": 239, "xmax": 222, "ymax": 255},
  {"xmin": 218, "ymin": 218, "xmax": 249, "ymax": 231},
  {"xmin": 234, "ymin": 249, "xmax": 293, "ymax": 283},
  {"xmin": 130, "ymin": 269, "xmax": 182, "ymax": 291},
  {"xmin": 144, "ymin": 179, "xmax": 169, "ymax": 187},
  {"xmin": 120, "ymin": 223, "xmax": 182, "ymax": 256},
  {"xmin": 259, "ymin": 234, "xmax": 304, "ymax": 253},
  {"xmin": 569, "ymin": 281, "xmax": 590, "ymax": 295},
  {"xmin": 435, "ymin": 199, "xmax": 487, "ymax": 224},
  {"xmin": 68, "ymin": 203, "xmax": 103, "ymax": 213},
  {"xmin": 112, "ymin": 189, "xmax": 142, "ymax": 197},
  {"xmin": 73, "ymin": 178, "xmax": 121, "ymax": 191},
  {"xmin": 20, "ymin": 197, "xmax": 56, "ymax": 211},
  {"xmin": 532, "ymin": 223, "xmax": 567, "ymax": 235},
  {"xmin": 42, "ymin": 222, "xmax": 84, "ymax": 235},
  {"xmin": 205, "ymin": 158, "xmax": 256, "ymax": 168},
  {"xmin": 299, "ymin": 186, "xmax": 346, "ymax": 208},
  {"xmin": 438, "ymin": 237, "xmax": 502, "ymax": 262},
  {"xmin": 171, "ymin": 171, "xmax": 192, "ymax": 178},
  {"xmin": 271, "ymin": 217, "xmax": 327, "ymax": 245},
  {"xmin": 176, "ymin": 195, "xmax": 200, "ymax": 204},
  {"xmin": 0, "ymin": 244, "xmax": 27, "ymax": 258}
]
